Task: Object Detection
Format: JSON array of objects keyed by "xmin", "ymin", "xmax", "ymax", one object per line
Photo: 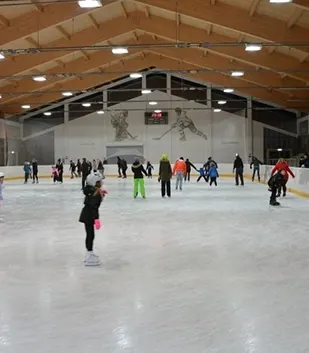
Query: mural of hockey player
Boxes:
[
  {"xmin": 153, "ymin": 107, "xmax": 207, "ymax": 141},
  {"xmin": 110, "ymin": 110, "xmax": 137, "ymax": 141}
]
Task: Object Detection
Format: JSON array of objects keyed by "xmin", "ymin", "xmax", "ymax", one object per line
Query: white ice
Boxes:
[{"xmin": 0, "ymin": 177, "xmax": 309, "ymax": 353}]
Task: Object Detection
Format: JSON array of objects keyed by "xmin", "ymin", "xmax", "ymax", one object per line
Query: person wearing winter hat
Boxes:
[
  {"xmin": 79, "ymin": 171, "xmax": 105, "ymax": 266},
  {"xmin": 173, "ymin": 157, "xmax": 187, "ymax": 191},
  {"xmin": 131, "ymin": 158, "xmax": 148, "ymax": 198},
  {"xmin": 159, "ymin": 153, "xmax": 172, "ymax": 198}
]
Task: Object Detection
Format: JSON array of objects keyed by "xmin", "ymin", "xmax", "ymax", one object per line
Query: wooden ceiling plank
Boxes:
[
  {"xmin": 0, "ymin": 0, "xmax": 116, "ymax": 46},
  {"xmin": 287, "ymin": 7, "xmax": 304, "ymax": 29},
  {"xmin": 144, "ymin": 6, "xmax": 150, "ymax": 18},
  {"xmin": 0, "ymin": 14, "xmax": 9, "ymax": 27},
  {"xmin": 25, "ymin": 36, "xmax": 41, "ymax": 48},
  {"xmin": 80, "ymin": 50, "xmax": 90, "ymax": 60},
  {"xmin": 249, "ymin": 0, "xmax": 260, "ymax": 17},
  {"xmin": 120, "ymin": 1, "xmax": 128, "ymax": 18},
  {"xmin": 134, "ymin": 0, "xmax": 309, "ymax": 54},
  {"xmin": 293, "ymin": 0, "xmax": 309, "ymax": 10}
]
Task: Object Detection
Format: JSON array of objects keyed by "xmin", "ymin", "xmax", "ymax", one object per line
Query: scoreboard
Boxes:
[{"xmin": 144, "ymin": 111, "xmax": 168, "ymax": 125}]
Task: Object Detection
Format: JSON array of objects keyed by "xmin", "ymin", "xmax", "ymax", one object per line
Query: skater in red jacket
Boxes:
[{"xmin": 271, "ymin": 158, "xmax": 295, "ymax": 197}]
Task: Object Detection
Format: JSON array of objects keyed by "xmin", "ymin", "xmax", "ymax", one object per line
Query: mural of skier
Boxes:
[
  {"xmin": 153, "ymin": 107, "xmax": 207, "ymax": 141},
  {"xmin": 110, "ymin": 110, "xmax": 137, "ymax": 141}
]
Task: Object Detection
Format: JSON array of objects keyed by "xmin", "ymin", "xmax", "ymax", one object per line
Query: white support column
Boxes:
[
  {"xmin": 63, "ymin": 104, "xmax": 69, "ymax": 161},
  {"xmin": 142, "ymin": 73, "xmax": 147, "ymax": 89},
  {"xmin": 166, "ymin": 72, "xmax": 171, "ymax": 95},
  {"xmin": 103, "ymin": 90, "xmax": 107, "ymax": 111},
  {"xmin": 207, "ymin": 85, "xmax": 213, "ymax": 159},
  {"xmin": 247, "ymin": 97, "xmax": 253, "ymax": 162}
]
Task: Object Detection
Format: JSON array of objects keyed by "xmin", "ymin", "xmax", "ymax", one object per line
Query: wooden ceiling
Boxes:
[{"xmin": 0, "ymin": 0, "xmax": 309, "ymax": 117}]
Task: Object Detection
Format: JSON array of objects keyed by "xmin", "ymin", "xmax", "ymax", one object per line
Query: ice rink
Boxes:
[{"xmin": 1, "ymin": 176, "xmax": 309, "ymax": 353}]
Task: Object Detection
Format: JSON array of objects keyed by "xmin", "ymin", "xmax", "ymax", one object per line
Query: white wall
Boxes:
[
  {"xmin": 54, "ymin": 90, "xmax": 249, "ymax": 164},
  {"xmin": 252, "ymin": 120, "xmax": 264, "ymax": 161}
]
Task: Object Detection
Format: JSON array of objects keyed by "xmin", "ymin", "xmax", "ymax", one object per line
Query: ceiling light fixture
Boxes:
[
  {"xmin": 0, "ymin": 53, "xmax": 5, "ymax": 60},
  {"xmin": 224, "ymin": 88, "xmax": 234, "ymax": 93},
  {"xmin": 154, "ymin": 110, "xmax": 162, "ymax": 113},
  {"xmin": 269, "ymin": 0, "xmax": 292, "ymax": 3},
  {"xmin": 149, "ymin": 101, "xmax": 157, "ymax": 105},
  {"xmin": 218, "ymin": 100, "xmax": 227, "ymax": 105},
  {"xmin": 245, "ymin": 44, "xmax": 262, "ymax": 52},
  {"xmin": 0, "ymin": 94, "xmax": 2, "ymax": 99},
  {"xmin": 44, "ymin": 112, "xmax": 52, "ymax": 116},
  {"xmin": 62, "ymin": 91, "xmax": 73, "ymax": 96},
  {"xmin": 33, "ymin": 76, "xmax": 46, "ymax": 82},
  {"xmin": 78, "ymin": 0, "xmax": 102, "ymax": 8},
  {"xmin": 130, "ymin": 73, "xmax": 142, "ymax": 78},
  {"xmin": 21, "ymin": 104, "xmax": 31, "ymax": 109},
  {"xmin": 141, "ymin": 89, "xmax": 151, "ymax": 94},
  {"xmin": 213, "ymin": 108, "xmax": 221, "ymax": 112},
  {"xmin": 231, "ymin": 71, "xmax": 244, "ymax": 77},
  {"xmin": 82, "ymin": 103, "xmax": 91, "ymax": 107},
  {"xmin": 97, "ymin": 110, "xmax": 104, "ymax": 114},
  {"xmin": 112, "ymin": 47, "xmax": 128, "ymax": 54}
]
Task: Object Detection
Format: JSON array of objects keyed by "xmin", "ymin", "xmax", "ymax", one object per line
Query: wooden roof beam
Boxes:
[
  {"xmin": 287, "ymin": 7, "xmax": 304, "ymax": 29},
  {"xmin": 144, "ymin": 6, "xmax": 150, "ymax": 18},
  {"xmin": 210, "ymin": 0, "xmax": 216, "ymax": 4},
  {"xmin": 249, "ymin": 0, "xmax": 260, "ymax": 17},
  {"xmin": 56, "ymin": 25, "xmax": 71, "ymax": 40},
  {"xmin": 0, "ymin": 1, "xmax": 114, "ymax": 46},
  {"xmin": 80, "ymin": 50, "xmax": 90, "ymax": 61},
  {"xmin": 30, "ymin": 0, "xmax": 44, "ymax": 12},
  {"xmin": 25, "ymin": 37, "xmax": 41, "ymax": 48},
  {"xmin": 88, "ymin": 14, "xmax": 100, "ymax": 29},
  {"xmin": 134, "ymin": 0, "xmax": 309, "ymax": 54},
  {"xmin": 0, "ymin": 14, "xmax": 9, "ymax": 27},
  {"xmin": 293, "ymin": 0, "xmax": 309, "ymax": 10},
  {"xmin": 120, "ymin": 1, "xmax": 128, "ymax": 18}
]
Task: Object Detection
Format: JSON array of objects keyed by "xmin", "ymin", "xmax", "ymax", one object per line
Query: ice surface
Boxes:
[{"xmin": 0, "ymin": 177, "xmax": 309, "ymax": 353}]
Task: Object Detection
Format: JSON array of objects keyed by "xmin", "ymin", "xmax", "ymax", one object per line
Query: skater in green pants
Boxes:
[{"xmin": 131, "ymin": 158, "xmax": 148, "ymax": 198}]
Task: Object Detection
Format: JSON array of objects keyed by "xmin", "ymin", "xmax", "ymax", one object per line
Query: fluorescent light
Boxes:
[
  {"xmin": 269, "ymin": 0, "xmax": 292, "ymax": 3},
  {"xmin": 33, "ymin": 76, "xmax": 46, "ymax": 82},
  {"xmin": 0, "ymin": 53, "xmax": 5, "ymax": 60},
  {"xmin": 82, "ymin": 103, "xmax": 91, "ymax": 107},
  {"xmin": 130, "ymin": 73, "xmax": 142, "ymax": 78},
  {"xmin": 21, "ymin": 104, "xmax": 31, "ymax": 109},
  {"xmin": 213, "ymin": 108, "xmax": 221, "ymax": 112},
  {"xmin": 245, "ymin": 44, "xmax": 262, "ymax": 52},
  {"xmin": 62, "ymin": 91, "xmax": 73, "ymax": 96},
  {"xmin": 97, "ymin": 110, "xmax": 104, "ymax": 114},
  {"xmin": 231, "ymin": 71, "xmax": 244, "ymax": 77},
  {"xmin": 112, "ymin": 47, "xmax": 128, "ymax": 54},
  {"xmin": 141, "ymin": 89, "xmax": 151, "ymax": 94},
  {"xmin": 44, "ymin": 112, "xmax": 52, "ymax": 116},
  {"xmin": 277, "ymin": 148, "xmax": 283, "ymax": 151},
  {"xmin": 0, "ymin": 94, "xmax": 2, "ymax": 99},
  {"xmin": 11, "ymin": 151, "xmax": 15, "ymax": 154},
  {"xmin": 149, "ymin": 101, "xmax": 157, "ymax": 105},
  {"xmin": 218, "ymin": 100, "xmax": 227, "ymax": 105},
  {"xmin": 78, "ymin": 0, "xmax": 102, "ymax": 8},
  {"xmin": 224, "ymin": 88, "xmax": 234, "ymax": 93},
  {"xmin": 154, "ymin": 110, "xmax": 162, "ymax": 113}
]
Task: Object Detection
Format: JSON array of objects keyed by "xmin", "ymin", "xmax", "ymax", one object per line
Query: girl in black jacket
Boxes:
[
  {"xmin": 79, "ymin": 172, "xmax": 104, "ymax": 266},
  {"xmin": 132, "ymin": 158, "xmax": 148, "ymax": 198}
]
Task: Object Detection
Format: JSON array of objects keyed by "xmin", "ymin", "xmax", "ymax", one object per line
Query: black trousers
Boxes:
[
  {"xmin": 122, "ymin": 168, "xmax": 127, "ymax": 178},
  {"xmin": 184, "ymin": 172, "xmax": 191, "ymax": 181},
  {"xmin": 58, "ymin": 171, "xmax": 63, "ymax": 183},
  {"xmin": 53, "ymin": 174, "xmax": 58, "ymax": 183},
  {"xmin": 210, "ymin": 177, "xmax": 217, "ymax": 186},
  {"xmin": 24, "ymin": 172, "xmax": 29, "ymax": 183},
  {"xmin": 197, "ymin": 175, "xmax": 207, "ymax": 182},
  {"xmin": 118, "ymin": 166, "xmax": 122, "ymax": 177},
  {"xmin": 85, "ymin": 223, "xmax": 95, "ymax": 251},
  {"xmin": 277, "ymin": 180, "xmax": 287, "ymax": 196},
  {"xmin": 71, "ymin": 171, "xmax": 78, "ymax": 178},
  {"xmin": 82, "ymin": 175, "xmax": 87, "ymax": 189},
  {"xmin": 270, "ymin": 186, "xmax": 278, "ymax": 202},
  {"xmin": 147, "ymin": 169, "xmax": 152, "ymax": 178},
  {"xmin": 161, "ymin": 180, "xmax": 171, "ymax": 197},
  {"xmin": 235, "ymin": 169, "xmax": 244, "ymax": 186},
  {"xmin": 33, "ymin": 172, "xmax": 38, "ymax": 182}
]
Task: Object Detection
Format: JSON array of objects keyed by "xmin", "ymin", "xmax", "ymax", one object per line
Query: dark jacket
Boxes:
[
  {"xmin": 250, "ymin": 158, "xmax": 262, "ymax": 168},
  {"xmin": 32, "ymin": 161, "xmax": 38, "ymax": 173},
  {"xmin": 79, "ymin": 185, "xmax": 102, "ymax": 224},
  {"xmin": 131, "ymin": 161, "xmax": 147, "ymax": 179},
  {"xmin": 98, "ymin": 161, "xmax": 103, "ymax": 170},
  {"xmin": 159, "ymin": 159, "xmax": 172, "ymax": 181},
  {"xmin": 122, "ymin": 159, "xmax": 128, "ymax": 171},
  {"xmin": 56, "ymin": 162, "xmax": 63, "ymax": 173},
  {"xmin": 81, "ymin": 161, "xmax": 91, "ymax": 176},
  {"xmin": 268, "ymin": 172, "xmax": 285, "ymax": 189},
  {"xmin": 204, "ymin": 159, "xmax": 218, "ymax": 171},
  {"xmin": 77, "ymin": 160, "xmax": 82, "ymax": 172},
  {"xmin": 70, "ymin": 162, "xmax": 76, "ymax": 172},
  {"xmin": 146, "ymin": 162, "xmax": 154, "ymax": 171},
  {"xmin": 233, "ymin": 156, "xmax": 244, "ymax": 170},
  {"xmin": 185, "ymin": 159, "xmax": 196, "ymax": 173}
]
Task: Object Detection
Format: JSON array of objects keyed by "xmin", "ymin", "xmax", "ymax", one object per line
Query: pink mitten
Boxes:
[
  {"xmin": 94, "ymin": 219, "xmax": 101, "ymax": 230},
  {"xmin": 101, "ymin": 189, "xmax": 108, "ymax": 196}
]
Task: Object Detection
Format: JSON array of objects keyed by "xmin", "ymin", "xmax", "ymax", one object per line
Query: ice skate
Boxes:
[
  {"xmin": 270, "ymin": 200, "xmax": 280, "ymax": 206},
  {"xmin": 283, "ymin": 192, "xmax": 286, "ymax": 197},
  {"xmin": 84, "ymin": 251, "xmax": 99, "ymax": 262},
  {"xmin": 85, "ymin": 253, "xmax": 100, "ymax": 266}
]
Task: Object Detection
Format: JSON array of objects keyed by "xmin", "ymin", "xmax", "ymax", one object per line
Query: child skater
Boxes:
[
  {"xmin": 268, "ymin": 169, "xmax": 286, "ymax": 206},
  {"xmin": 23, "ymin": 161, "xmax": 31, "ymax": 184},
  {"xmin": 51, "ymin": 165, "xmax": 59, "ymax": 183},
  {"xmin": 0, "ymin": 172, "xmax": 4, "ymax": 222},
  {"xmin": 197, "ymin": 166, "xmax": 208, "ymax": 182},
  {"xmin": 132, "ymin": 158, "xmax": 148, "ymax": 198},
  {"xmin": 208, "ymin": 162, "xmax": 219, "ymax": 186},
  {"xmin": 79, "ymin": 171, "xmax": 105, "ymax": 266},
  {"xmin": 146, "ymin": 161, "xmax": 154, "ymax": 178}
]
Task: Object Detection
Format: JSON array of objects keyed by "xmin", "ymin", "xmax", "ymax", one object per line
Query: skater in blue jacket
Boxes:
[
  {"xmin": 197, "ymin": 166, "xmax": 208, "ymax": 182},
  {"xmin": 207, "ymin": 163, "xmax": 219, "ymax": 186}
]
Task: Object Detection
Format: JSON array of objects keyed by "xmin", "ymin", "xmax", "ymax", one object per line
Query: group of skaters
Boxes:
[{"xmin": 23, "ymin": 159, "xmax": 39, "ymax": 184}]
